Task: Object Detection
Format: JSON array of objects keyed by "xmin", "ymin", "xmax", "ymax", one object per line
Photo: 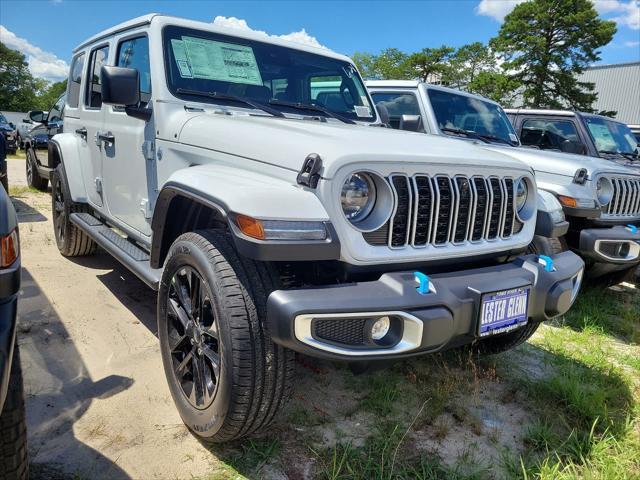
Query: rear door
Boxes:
[{"xmin": 101, "ymin": 33, "xmax": 154, "ymax": 237}]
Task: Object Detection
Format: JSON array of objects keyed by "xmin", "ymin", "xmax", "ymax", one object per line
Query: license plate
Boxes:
[{"xmin": 478, "ymin": 287, "xmax": 530, "ymax": 337}]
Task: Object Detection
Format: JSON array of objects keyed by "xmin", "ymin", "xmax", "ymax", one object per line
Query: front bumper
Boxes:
[
  {"xmin": 267, "ymin": 252, "xmax": 584, "ymax": 361},
  {"xmin": 576, "ymin": 225, "xmax": 640, "ymax": 272}
]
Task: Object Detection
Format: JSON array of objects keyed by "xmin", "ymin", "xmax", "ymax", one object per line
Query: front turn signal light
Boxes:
[
  {"xmin": 236, "ymin": 214, "xmax": 266, "ymax": 240},
  {"xmin": 557, "ymin": 195, "xmax": 578, "ymax": 208},
  {"xmin": 0, "ymin": 228, "xmax": 19, "ymax": 268}
]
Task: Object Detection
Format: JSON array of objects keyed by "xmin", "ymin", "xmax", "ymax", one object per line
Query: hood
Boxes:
[
  {"xmin": 482, "ymin": 144, "xmax": 638, "ymax": 178},
  {"xmin": 175, "ymin": 112, "xmax": 530, "ymax": 178}
]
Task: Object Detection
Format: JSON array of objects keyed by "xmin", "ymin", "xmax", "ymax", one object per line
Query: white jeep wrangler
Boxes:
[
  {"xmin": 50, "ymin": 14, "xmax": 584, "ymax": 442},
  {"xmin": 367, "ymin": 81, "xmax": 640, "ymax": 284}
]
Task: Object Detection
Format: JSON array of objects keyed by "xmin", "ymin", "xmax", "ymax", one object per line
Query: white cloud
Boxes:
[
  {"xmin": 593, "ymin": 0, "xmax": 640, "ymax": 29},
  {"xmin": 212, "ymin": 16, "xmax": 326, "ymax": 49},
  {"xmin": 477, "ymin": 0, "xmax": 639, "ymax": 29},
  {"xmin": 0, "ymin": 25, "xmax": 69, "ymax": 81},
  {"xmin": 475, "ymin": 0, "xmax": 526, "ymax": 21},
  {"xmin": 623, "ymin": 40, "xmax": 640, "ymax": 46}
]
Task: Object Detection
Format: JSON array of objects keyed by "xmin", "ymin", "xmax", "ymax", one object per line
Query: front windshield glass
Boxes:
[
  {"xmin": 427, "ymin": 89, "xmax": 518, "ymax": 145},
  {"xmin": 584, "ymin": 116, "xmax": 638, "ymax": 155},
  {"xmin": 163, "ymin": 25, "xmax": 376, "ymax": 122}
]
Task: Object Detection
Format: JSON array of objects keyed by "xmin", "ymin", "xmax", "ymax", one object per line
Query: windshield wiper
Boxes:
[
  {"xmin": 474, "ymin": 133, "xmax": 516, "ymax": 146},
  {"xmin": 599, "ymin": 150, "xmax": 638, "ymax": 161},
  {"xmin": 176, "ymin": 88, "xmax": 284, "ymax": 117},
  {"xmin": 268, "ymin": 99, "xmax": 356, "ymax": 124},
  {"xmin": 440, "ymin": 127, "xmax": 490, "ymax": 144}
]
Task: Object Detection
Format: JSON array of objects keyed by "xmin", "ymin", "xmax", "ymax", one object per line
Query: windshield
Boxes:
[
  {"xmin": 427, "ymin": 89, "xmax": 518, "ymax": 145},
  {"xmin": 163, "ymin": 25, "xmax": 376, "ymax": 122},
  {"xmin": 584, "ymin": 116, "xmax": 638, "ymax": 155}
]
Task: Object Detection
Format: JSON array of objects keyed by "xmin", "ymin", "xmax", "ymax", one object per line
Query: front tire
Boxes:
[
  {"xmin": 0, "ymin": 346, "xmax": 28, "ymax": 480},
  {"xmin": 51, "ymin": 165, "xmax": 96, "ymax": 257},
  {"xmin": 158, "ymin": 230, "xmax": 294, "ymax": 443},
  {"xmin": 26, "ymin": 148, "xmax": 48, "ymax": 191},
  {"xmin": 527, "ymin": 235, "xmax": 567, "ymax": 255},
  {"xmin": 0, "ymin": 162, "xmax": 7, "ymax": 193}
]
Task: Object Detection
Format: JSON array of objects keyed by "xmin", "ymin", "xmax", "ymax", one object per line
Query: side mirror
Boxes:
[
  {"xmin": 22, "ymin": 119, "xmax": 32, "ymax": 124},
  {"xmin": 29, "ymin": 111, "xmax": 46, "ymax": 123},
  {"xmin": 561, "ymin": 139, "xmax": 586, "ymax": 155},
  {"xmin": 376, "ymin": 103, "xmax": 390, "ymax": 127},
  {"xmin": 399, "ymin": 114, "xmax": 423, "ymax": 133},
  {"xmin": 101, "ymin": 65, "xmax": 140, "ymax": 107}
]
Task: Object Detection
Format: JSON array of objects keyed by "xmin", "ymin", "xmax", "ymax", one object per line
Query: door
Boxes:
[
  {"xmin": 101, "ymin": 34, "xmax": 154, "ymax": 236},
  {"xmin": 82, "ymin": 44, "xmax": 110, "ymax": 207}
]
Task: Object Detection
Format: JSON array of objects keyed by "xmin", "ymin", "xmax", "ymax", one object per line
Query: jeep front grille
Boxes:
[
  {"xmin": 604, "ymin": 177, "xmax": 640, "ymax": 219},
  {"xmin": 364, "ymin": 174, "xmax": 520, "ymax": 248}
]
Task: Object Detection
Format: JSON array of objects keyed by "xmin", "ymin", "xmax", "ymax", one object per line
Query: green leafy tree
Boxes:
[
  {"xmin": 491, "ymin": 0, "xmax": 616, "ymax": 109},
  {"xmin": 0, "ymin": 42, "xmax": 39, "ymax": 111},
  {"xmin": 407, "ymin": 46, "xmax": 455, "ymax": 82},
  {"xmin": 36, "ymin": 80, "xmax": 67, "ymax": 110},
  {"xmin": 353, "ymin": 48, "xmax": 412, "ymax": 79},
  {"xmin": 468, "ymin": 71, "xmax": 521, "ymax": 106},
  {"xmin": 446, "ymin": 42, "xmax": 496, "ymax": 88}
]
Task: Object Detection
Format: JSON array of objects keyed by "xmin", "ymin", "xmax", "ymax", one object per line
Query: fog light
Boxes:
[{"xmin": 370, "ymin": 316, "xmax": 390, "ymax": 340}]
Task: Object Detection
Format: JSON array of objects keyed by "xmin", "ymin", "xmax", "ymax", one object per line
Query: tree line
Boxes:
[
  {"xmin": 353, "ymin": 0, "xmax": 616, "ymax": 111},
  {"xmin": 0, "ymin": 42, "xmax": 67, "ymax": 113}
]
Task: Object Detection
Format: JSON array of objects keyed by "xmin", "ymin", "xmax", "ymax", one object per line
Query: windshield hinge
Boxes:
[
  {"xmin": 142, "ymin": 140, "xmax": 155, "ymax": 161},
  {"xmin": 297, "ymin": 153, "xmax": 323, "ymax": 189}
]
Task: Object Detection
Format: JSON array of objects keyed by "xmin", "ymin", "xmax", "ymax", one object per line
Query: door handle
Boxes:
[
  {"xmin": 75, "ymin": 127, "xmax": 87, "ymax": 139},
  {"xmin": 96, "ymin": 131, "xmax": 115, "ymax": 147}
]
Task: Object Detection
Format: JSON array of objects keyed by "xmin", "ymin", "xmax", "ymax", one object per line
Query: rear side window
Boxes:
[
  {"xmin": 67, "ymin": 53, "xmax": 85, "ymax": 108},
  {"xmin": 520, "ymin": 119, "xmax": 580, "ymax": 150},
  {"xmin": 86, "ymin": 45, "xmax": 110, "ymax": 109},
  {"xmin": 116, "ymin": 36, "xmax": 151, "ymax": 104}
]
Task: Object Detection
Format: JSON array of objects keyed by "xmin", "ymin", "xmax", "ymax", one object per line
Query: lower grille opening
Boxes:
[{"xmin": 313, "ymin": 318, "xmax": 367, "ymax": 346}]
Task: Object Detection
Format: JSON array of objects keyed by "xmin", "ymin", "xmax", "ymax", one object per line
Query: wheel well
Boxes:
[
  {"xmin": 49, "ymin": 143, "xmax": 62, "ymax": 169},
  {"xmin": 151, "ymin": 192, "xmax": 229, "ymax": 269}
]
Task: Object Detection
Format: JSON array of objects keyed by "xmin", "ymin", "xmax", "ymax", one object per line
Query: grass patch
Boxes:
[
  {"xmin": 6, "ymin": 152, "xmax": 25, "ymax": 161},
  {"xmin": 8, "ymin": 185, "xmax": 42, "ymax": 197}
]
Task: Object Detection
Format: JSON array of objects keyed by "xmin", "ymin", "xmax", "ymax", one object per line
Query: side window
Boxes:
[
  {"xmin": 67, "ymin": 53, "xmax": 85, "ymax": 108},
  {"xmin": 116, "ymin": 36, "xmax": 151, "ymax": 104},
  {"xmin": 371, "ymin": 92, "xmax": 422, "ymax": 130},
  {"xmin": 520, "ymin": 119, "xmax": 581, "ymax": 151},
  {"xmin": 86, "ymin": 45, "xmax": 110, "ymax": 109},
  {"xmin": 48, "ymin": 96, "xmax": 66, "ymax": 123}
]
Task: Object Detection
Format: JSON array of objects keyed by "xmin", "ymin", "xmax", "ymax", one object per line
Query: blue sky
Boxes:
[{"xmin": 1, "ymin": 0, "xmax": 639, "ymax": 82}]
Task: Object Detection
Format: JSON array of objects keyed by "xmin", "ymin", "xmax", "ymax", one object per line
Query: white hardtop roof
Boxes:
[
  {"xmin": 73, "ymin": 13, "xmax": 351, "ymax": 63},
  {"xmin": 365, "ymin": 80, "xmax": 421, "ymax": 88},
  {"xmin": 504, "ymin": 108, "xmax": 576, "ymax": 117}
]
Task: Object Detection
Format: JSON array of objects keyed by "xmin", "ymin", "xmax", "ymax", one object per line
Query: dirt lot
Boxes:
[{"xmin": 6, "ymin": 154, "xmax": 640, "ymax": 480}]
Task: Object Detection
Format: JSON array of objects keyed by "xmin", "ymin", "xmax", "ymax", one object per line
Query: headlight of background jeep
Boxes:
[
  {"xmin": 596, "ymin": 177, "xmax": 613, "ymax": 206},
  {"xmin": 340, "ymin": 171, "xmax": 393, "ymax": 232}
]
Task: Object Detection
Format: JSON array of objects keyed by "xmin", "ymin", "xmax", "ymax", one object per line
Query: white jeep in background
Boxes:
[
  {"xmin": 367, "ymin": 80, "xmax": 640, "ymax": 283},
  {"xmin": 49, "ymin": 14, "xmax": 584, "ymax": 442}
]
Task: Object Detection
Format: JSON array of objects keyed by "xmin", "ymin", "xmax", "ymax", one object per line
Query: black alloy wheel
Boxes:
[{"xmin": 167, "ymin": 266, "xmax": 221, "ymax": 409}]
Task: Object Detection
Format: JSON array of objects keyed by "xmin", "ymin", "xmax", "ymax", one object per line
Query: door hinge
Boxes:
[
  {"xmin": 297, "ymin": 153, "xmax": 323, "ymax": 189},
  {"xmin": 140, "ymin": 198, "xmax": 153, "ymax": 219},
  {"xmin": 95, "ymin": 177, "xmax": 102, "ymax": 194},
  {"xmin": 142, "ymin": 140, "xmax": 155, "ymax": 161}
]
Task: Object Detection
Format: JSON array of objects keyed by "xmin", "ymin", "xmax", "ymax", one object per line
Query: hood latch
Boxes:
[{"xmin": 297, "ymin": 153, "xmax": 323, "ymax": 189}]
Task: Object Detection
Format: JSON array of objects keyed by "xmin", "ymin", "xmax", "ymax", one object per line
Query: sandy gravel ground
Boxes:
[{"xmin": 8, "ymin": 158, "xmax": 221, "ymax": 479}]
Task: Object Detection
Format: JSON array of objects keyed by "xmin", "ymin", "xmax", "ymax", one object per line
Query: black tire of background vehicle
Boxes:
[
  {"xmin": 596, "ymin": 267, "xmax": 637, "ymax": 287},
  {"xmin": 0, "ymin": 165, "xmax": 7, "ymax": 193},
  {"xmin": 26, "ymin": 148, "xmax": 48, "ymax": 191},
  {"xmin": 51, "ymin": 164, "xmax": 97, "ymax": 257},
  {"xmin": 0, "ymin": 346, "xmax": 29, "ymax": 480},
  {"xmin": 158, "ymin": 230, "xmax": 295, "ymax": 443},
  {"xmin": 526, "ymin": 235, "xmax": 567, "ymax": 255}
]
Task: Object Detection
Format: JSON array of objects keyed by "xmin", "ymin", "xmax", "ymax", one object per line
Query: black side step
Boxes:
[{"xmin": 70, "ymin": 212, "xmax": 161, "ymax": 290}]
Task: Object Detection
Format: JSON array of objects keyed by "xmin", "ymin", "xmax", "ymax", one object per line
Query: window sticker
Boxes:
[
  {"xmin": 180, "ymin": 36, "xmax": 263, "ymax": 85},
  {"xmin": 171, "ymin": 39, "xmax": 193, "ymax": 78},
  {"xmin": 509, "ymin": 133, "xmax": 518, "ymax": 142}
]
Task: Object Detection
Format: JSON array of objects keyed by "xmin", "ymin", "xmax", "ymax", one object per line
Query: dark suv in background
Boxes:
[
  {"xmin": 23, "ymin": 94, "xmax": 66, "ymax": 191},
  {"xmin": 506, "ymin": 109, "xmax": 639, "ymax": 167},
  {"xmin": 0, "ymin": 113, "xmax": 17, "ymax": 156},
  {"xmin": 0, "ymin": 185, "xmax": 27, "ymax": 480}
]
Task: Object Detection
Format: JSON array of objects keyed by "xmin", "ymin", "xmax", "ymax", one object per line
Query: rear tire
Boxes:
[
  {"xmin": 0, "ymin": 163, "xmax": 7, "ymax": 193},
  {"xmin": 26, "ymin": 148, "xmax": 48, "ymax": 191},
  {"xmin": 527, "ymin": 235, "xmax": 567, "ymax": 255},
  {"xmin": 0, "ymin": 346, "xmax": 29, "ymax": 480},
  {"xmin": 158, "ymin": 230, "xmax": 294, "ymax": 443},
  {"xmin": 51, "ymin": 164, "xmax": 96, "ymax": 257}
]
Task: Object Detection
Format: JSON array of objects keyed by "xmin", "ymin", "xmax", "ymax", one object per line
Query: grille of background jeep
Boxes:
[
  {"xmin": 603, "ymin": 176, "xmax": 640, "ymax": 219},
  {"xmin": 364, "ymin": 174, "xmax": 523, "ymax": 248}
]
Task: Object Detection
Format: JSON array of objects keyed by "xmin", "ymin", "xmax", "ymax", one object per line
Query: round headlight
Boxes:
[
  {"xmin": 596, "ymin": 177, "xmax": 613, "ymax": 206},
  {"xmin": 341, "ymin": 172, "xmax": 376, "ymax": 222},
  {"xmin": 515, "ymin": 177, "xmax": 528, "ymax": 212}
]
